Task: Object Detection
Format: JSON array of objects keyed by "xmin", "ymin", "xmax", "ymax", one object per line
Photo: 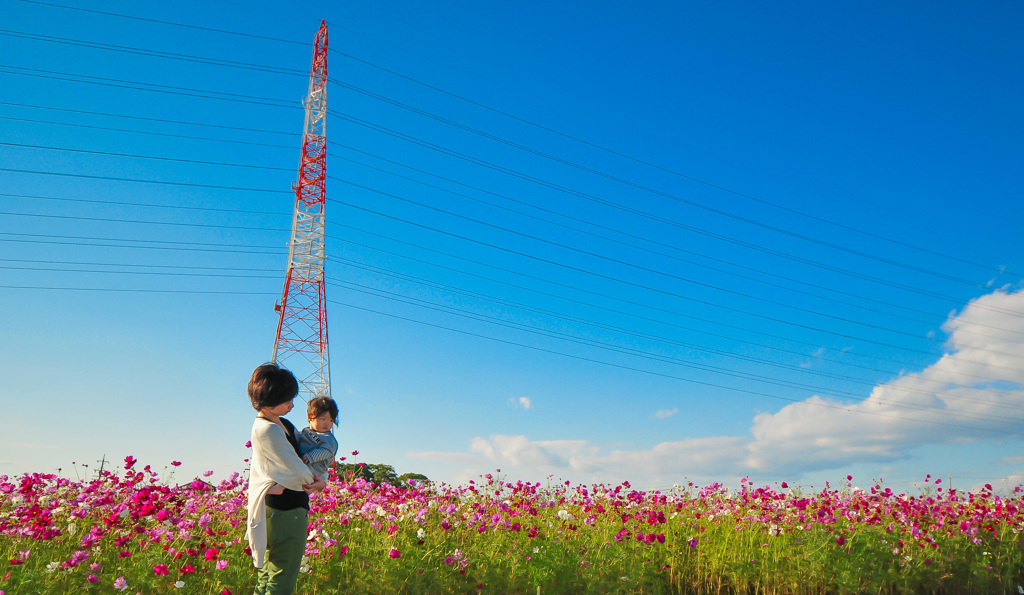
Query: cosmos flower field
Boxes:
[{"xmin": 2, "ymin": 456, "xmax": 1024, "ymax": 594}]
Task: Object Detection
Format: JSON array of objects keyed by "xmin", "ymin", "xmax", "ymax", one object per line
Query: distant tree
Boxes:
[
  {"xmin": 335, "ymin": 462, "xmax": 372, "ymax": 482},
  {"xmin": 366, "ymin": 464, "xmax": 398, "ymax": 487},
  {"xmin": 396, "ymin": 472, "xmax": 429, "ymax": 487},
  {"xmin": 333, "ymin": 462, "xmax": 426, "ymax": 488}
]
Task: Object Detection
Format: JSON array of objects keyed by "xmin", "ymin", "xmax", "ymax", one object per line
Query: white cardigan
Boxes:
[{"xmin": 246, "ymin": 417, "xmax": 315, "ymax": 568}]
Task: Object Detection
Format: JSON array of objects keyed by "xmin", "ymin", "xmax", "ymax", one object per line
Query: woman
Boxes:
[{"xmin": 245, "ymin": 363, "xmax": 326, "ymax": 595}]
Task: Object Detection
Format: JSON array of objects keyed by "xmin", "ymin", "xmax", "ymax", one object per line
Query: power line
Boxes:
[
  {"xmin": 4, "ymin": 132, "xmax": 1016, "ymax": 320},
  {"xmin": 328, "ymin": 228, "xmax": 1024, "ymax": 387},
  {"xmin": 329, "ymin": 260, "xmax": 1024, "ymax": 410},
  {"xmin": 0, "ymin": 192, "xmax": 288, "ymax": 216},
  {"xmin": 2, "ymin": 66, "xmax": 1010, "ymax": 302},
  {"xmin": 0, "ymin": 150, "xmax": 977, "ymax": 334},
  {"xmin": 324, "ymin": 296, "xmax": 1024, "ymax": 436},
  {"xmin": 0, "ymin": 231, "xmax": 285, "ymax": 255},
  {"xmin": 9, "ymin": 0, "xmax": 1011, "ymax": 278},
  {"xmin": 0, "ymin": 210, "xmax": 288, "ymax": 233},
  {"xmin": 330, "ymin": 183, "xmax": 1024, "ymax": 341},
  {"xmin": 1, "ymin": 263, "xmax": 278, "ymax": 279},
  {"xmin": 0, "ymin": 197, "xmax": 1005, "ymax": 383},
  {"xmin": 3, "ymin": 262, "xmax": 1015, "ymax": 430},
  {"xmin": 335, "ymin": 110, "xmax": 1013, "ymax": 295},
  {"xmin": 0, "ymin": 64, "xmax": 298, "ymax": 109},
  {"xmin": 0, "ymin": 284, "xmax": 274, "ymax": 295},
  {"xmin": 0, "ymin": 29, "xmax": 307, "ymax": 77},
  {"xmin": 0, "ymin": 167, "xmax": 291, "ymax": 194},
  {"xmin": 0, "ymin": 100, "xmax": 299, "ymax": 136},
  {"xmin": 4, "ymin": 244, "xmax": 1019, "ymax": 415},
  {"xmin": 12, "ymin": 0, "xmax": 309, "ymax": 47},
  {"xmin": 1, "ymin": 105, "xmax": 1013, "ymax": 329},
  {"xmin": 0, "ymin": 257, "xmax": 278, "ymax": 272},
  {"xmin": 328, "ymin": 198, "xmax": 1024, "ymax": 368},
  {"xmin": 5, "ymin": 190, "xmax": 1021, "ymax": 375},
  {"xmin": 330, "ymin": 150, "xmax": 973, "ymax": 327},
  {"xmin": 0, "ymin": 141, "xmax": 294, "ymax": 172},
  {"xmin": 0, "ymin": 101, "xmax": 1000, "ymax": 329},
  {"xmin": 0, "ymin": 115, "xmax": 296, "ymax": 149},
  {"xmin": 7, "ymin": 182, "xmax": 1021, "ymax": 350},
  {"xmin": 326, "ymin": 50, "xmax": 1016, "ymax": 280},
  {"xmin": 5, "ymin": 216, "xmax": 1021, "ymax": 390}
]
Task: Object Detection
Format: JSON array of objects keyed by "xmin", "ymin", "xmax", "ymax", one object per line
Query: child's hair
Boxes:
[
  {"xmin": 307, "ymin": 396, "xmax": 339, "ymax": 426},
  {"xmin": 248, "ymin": 363, "xmax": 299, "ymax": 411}
]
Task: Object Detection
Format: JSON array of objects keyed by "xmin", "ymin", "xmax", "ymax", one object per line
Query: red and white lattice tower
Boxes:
[{"xmin": 272, "ymin": 20, "xmax": 330, "ymax": 401}]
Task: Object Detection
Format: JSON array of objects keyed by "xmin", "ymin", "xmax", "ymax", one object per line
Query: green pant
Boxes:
[{"xmin": 254, "ymin": 506, "xmax": 308, "ymax": 595}]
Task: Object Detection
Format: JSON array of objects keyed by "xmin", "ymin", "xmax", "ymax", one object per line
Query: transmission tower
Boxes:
[{"xmin": 272, "ymin": 20, "xmax": 330, "ymax": 402}]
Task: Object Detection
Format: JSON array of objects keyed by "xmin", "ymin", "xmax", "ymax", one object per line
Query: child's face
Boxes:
[{"xmin": 309, "ymin": 411, "xmax": 334, "ymax": 432}]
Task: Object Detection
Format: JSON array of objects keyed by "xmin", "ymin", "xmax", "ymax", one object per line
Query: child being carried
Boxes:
[{"xmin": 267, "ymin": 396, "xmax": 339, "ymax": 495}]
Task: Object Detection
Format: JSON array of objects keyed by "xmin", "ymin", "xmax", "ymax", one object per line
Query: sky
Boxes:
[{"xmin": 1, "ymin": 0, "xmax": 1023, "ymax": 493}]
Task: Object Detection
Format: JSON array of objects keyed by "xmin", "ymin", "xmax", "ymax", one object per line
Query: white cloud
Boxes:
[
  {"xmin": 407, "ymin": 288, "xmax": 1024, "ymax": 487},
  {"xmin": 654, "ymin": 408, "xmax": 678, "ymax": 419},
  {"xmin": 508, "ymin": 396, "xmax": 533, "ymax": 410}
]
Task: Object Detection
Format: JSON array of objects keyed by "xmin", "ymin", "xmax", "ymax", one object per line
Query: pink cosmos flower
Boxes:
[
  {"xmin": 113, "ymin": 577, "xmax": 128, "ymax": 590},
  {"xmin": 444, "ymin": 556, "xmax": 454, "ymax": 565},
  {"xmin": 86, "ymin": 575, "xmax": 98, "ymax": 583},
  {"xmin": 245, "ymin": 441, "xmax": 252, "ymax": 448},
  {"xmin": 216, "ymin": 560, "xmax": 229, "ymax": 570},
  {"xmin": 69, "ymin": 550, "xmax": 89, "ymax": 566},
  {"xmin": 388, "ymin": 548, "xmax": 401, "ymax": 559},
  {"xmin": 153, "ymin": 564, "xmax": 170, "ymax": 576},
  {"xmin": 351, "ymin": 450, "xmax": 359, "ymax": 456},
  {"xmin": 124, "ymin": 456, "xmax": 137, "ymax": 469},
  {"xmin": 180, "ymin": 563, "xmax": 196, "ymax": 574},
  {"xmin": 205, "ymin": 548, "xmax": 219, "ymax": 561},
  {"xmin": 171, "ymin": 461, "xmax": 181, "ymax": 467}
]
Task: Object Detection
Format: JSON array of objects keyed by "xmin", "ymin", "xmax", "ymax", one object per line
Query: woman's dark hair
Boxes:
[
  {"xmin": 307, "ymin": 396, "xmax": 339, "ymax": 426},
  {"xmin": 248, "ymin": 363, "xmax": 299, "ymax": 411}
]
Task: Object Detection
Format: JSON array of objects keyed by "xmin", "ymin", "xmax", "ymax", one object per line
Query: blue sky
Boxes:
[{"xmin": 2, "ymin": 0, "xmax": 1023, "ymax": 493}]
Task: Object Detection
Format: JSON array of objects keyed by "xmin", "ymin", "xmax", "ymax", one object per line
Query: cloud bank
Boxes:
[{"xmin": 410, "ymin": 288, "xmax": 1024, "ymax": 485}]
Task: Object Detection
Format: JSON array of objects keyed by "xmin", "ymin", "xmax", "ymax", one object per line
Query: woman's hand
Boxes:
[{"xmin": 302, "ymin": 476, "xmax": 327, "ymax": 494}]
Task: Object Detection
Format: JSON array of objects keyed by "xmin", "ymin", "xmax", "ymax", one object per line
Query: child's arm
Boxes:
[{"xmin": 302, "ymin": 445, "xmax": 336, "ymax": 464}]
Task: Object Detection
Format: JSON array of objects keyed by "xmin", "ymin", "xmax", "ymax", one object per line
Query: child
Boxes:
[
  {"xmin": 245, "ymin": 362, "xmax": 325, "ymax": 595},
  {"xmin": 297, "ymin": 396, "xmax": 340, "ymax": 479},
  {"xmin": 264, "ymin": 395, "xmax": 339, "ymax": 496}
]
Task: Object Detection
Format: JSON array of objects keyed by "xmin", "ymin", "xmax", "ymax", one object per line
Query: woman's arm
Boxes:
[{"xmin": 253, "ymin": 421, "xmax": 314, "ymax": 491}]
